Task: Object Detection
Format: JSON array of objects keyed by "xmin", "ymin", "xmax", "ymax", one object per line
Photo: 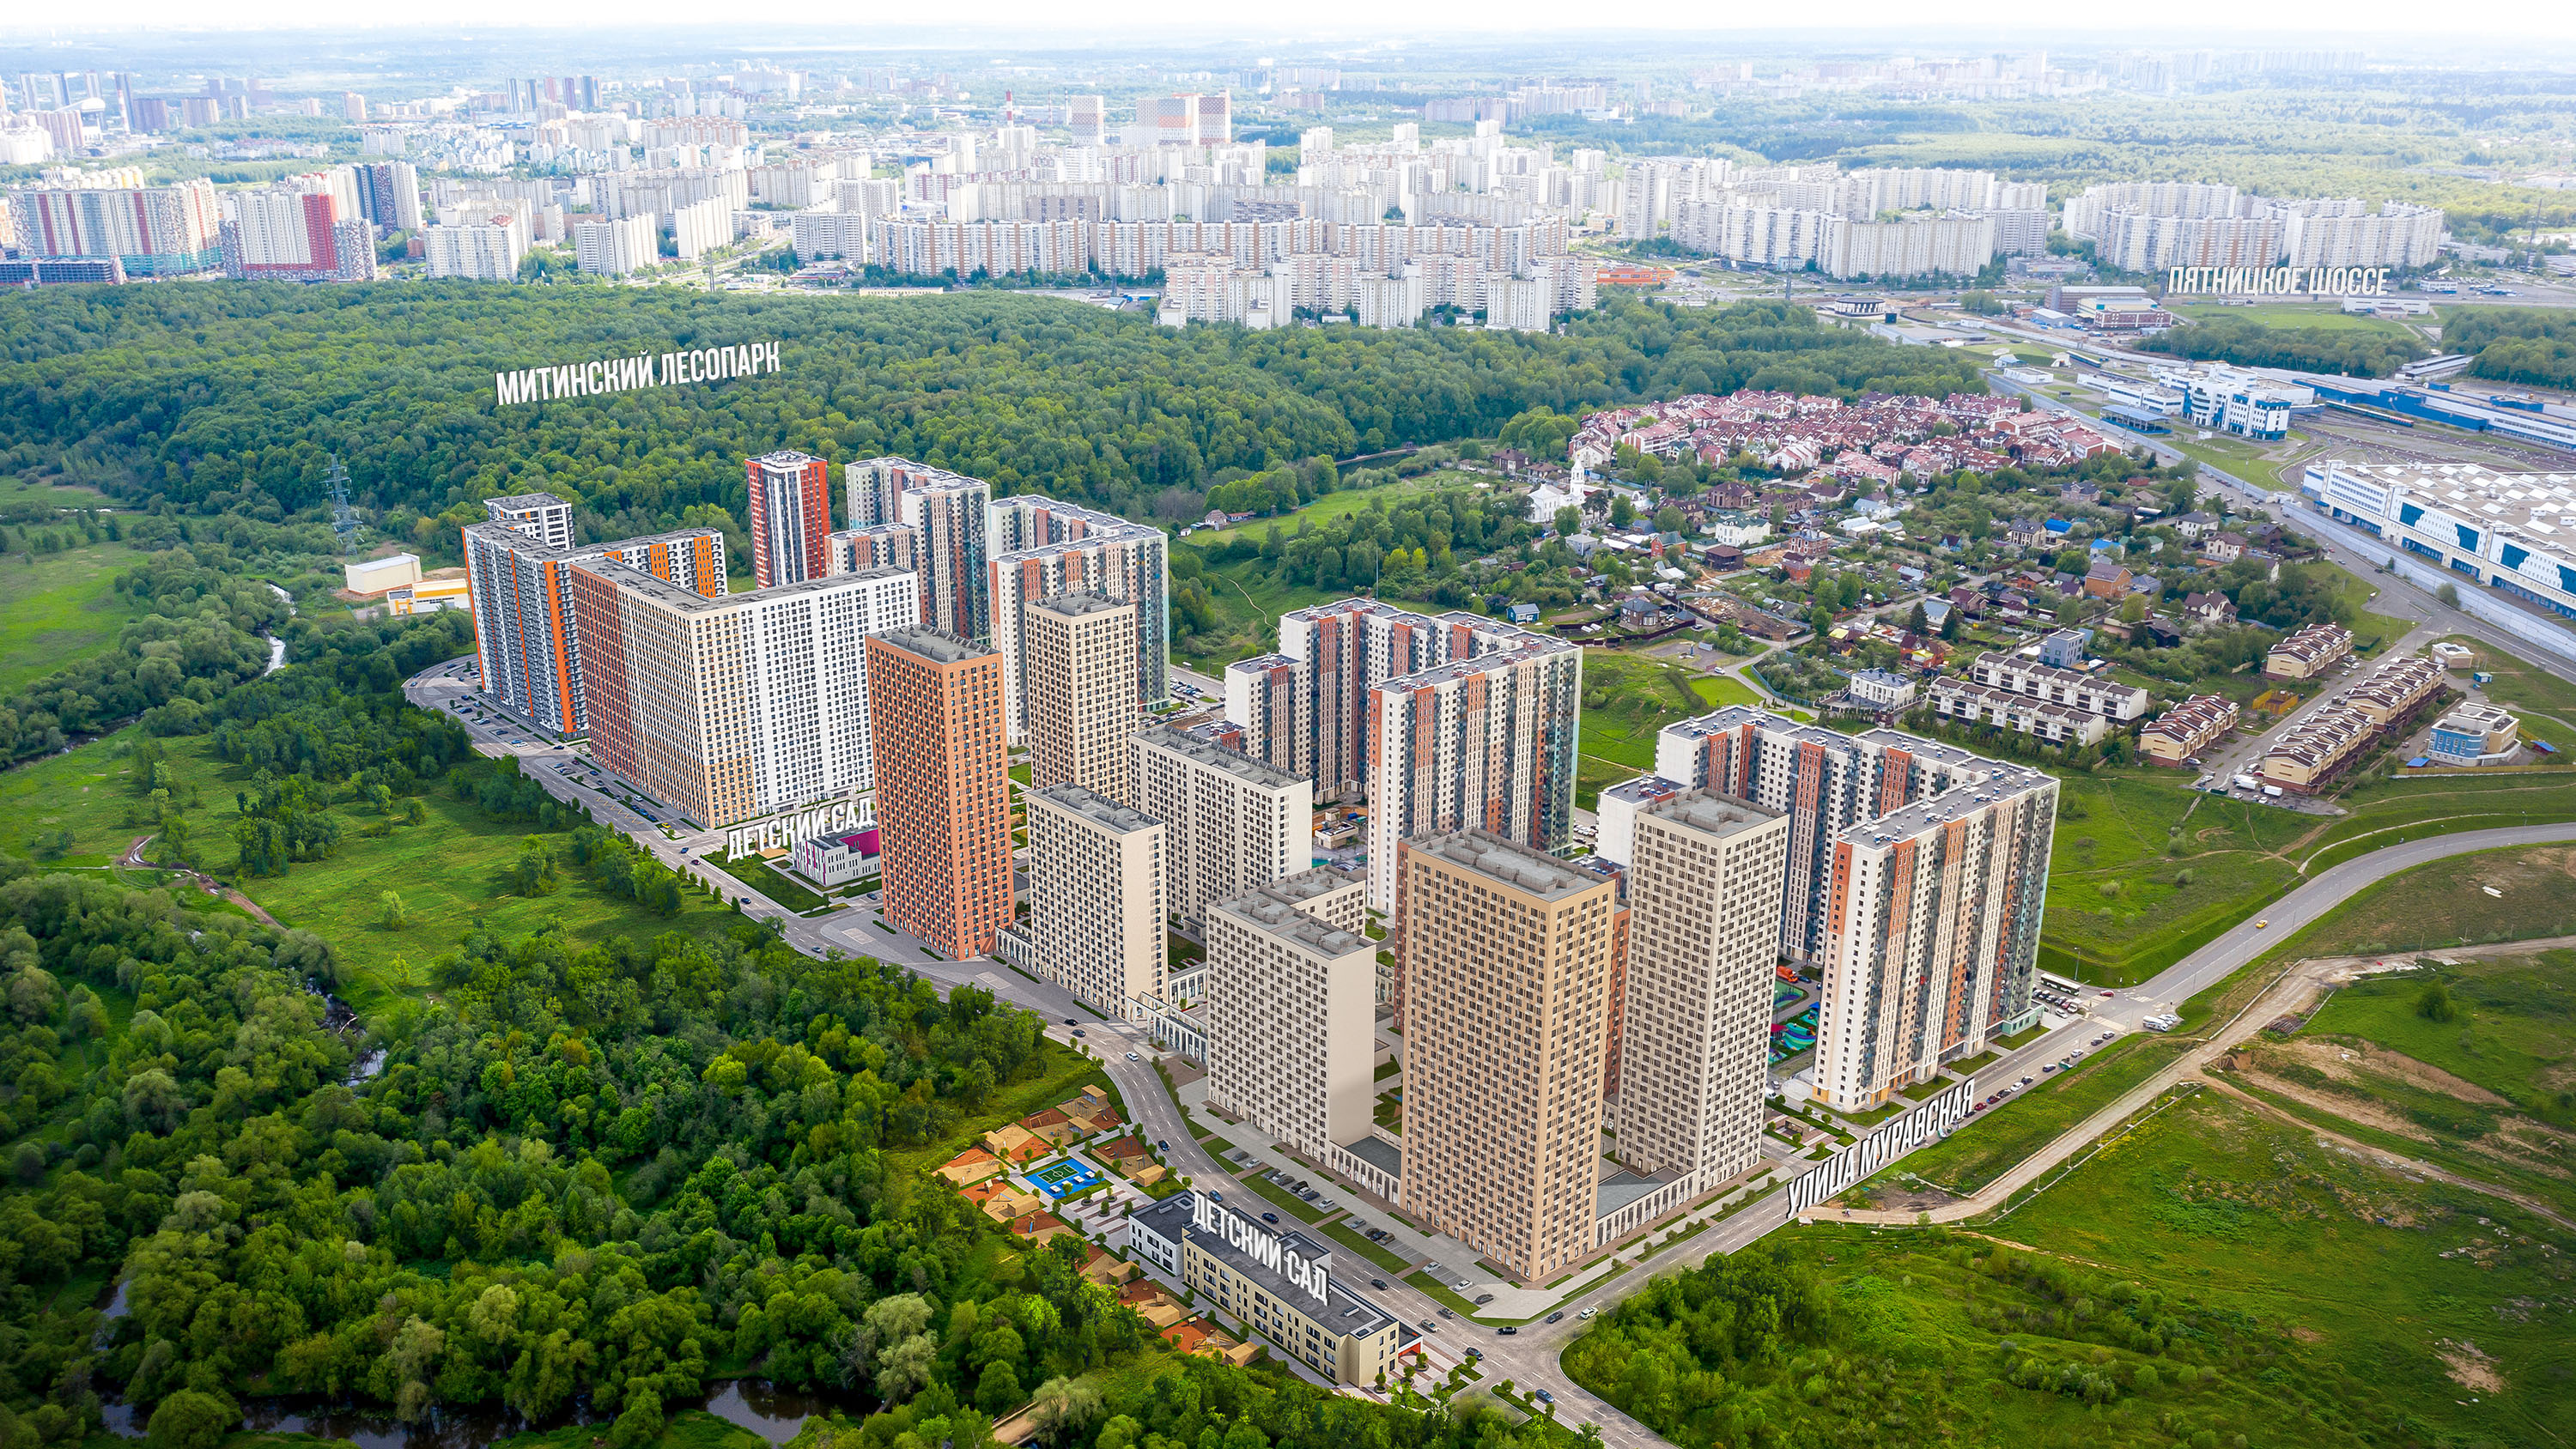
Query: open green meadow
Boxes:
[
  {"xmin": 2293, "ymin": 843, "xmax": 2576, "ymax": 957},
  {"xmin": 1188, "ymin": 471, "xmax": 1463, "ymax": 549},
  {"xmin": 2164, "ymin": 301, "xmax": 2427, "ymax": 336},
  {"xmin": 1865, "ymin": 1033, "xmax": 2192, "ymax": 1197},
  {"xmin": 0, "ymin": 540, "xmax": 152, "ymax": 697},
  {"xmin": 2039, "ymin": 767, "xmax": 2576, "ymax": 984},
  {"xmin": 0, "ymin": 726, "xmax": 737, "ymax": 1011},
  {"xmin": 1805, "ymin": 1087, "xmax": 2574, "ymax": 1447}
]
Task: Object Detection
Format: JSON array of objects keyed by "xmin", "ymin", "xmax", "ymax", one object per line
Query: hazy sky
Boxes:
[{"xmin": 25, "ymin": 0, "xmax": 2576, "ymax": 41}]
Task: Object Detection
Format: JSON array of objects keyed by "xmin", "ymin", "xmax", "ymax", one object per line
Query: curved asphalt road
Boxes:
[{"xmin": 406, "ymin": 658, "xmax": 2576, "ymax": 1445}]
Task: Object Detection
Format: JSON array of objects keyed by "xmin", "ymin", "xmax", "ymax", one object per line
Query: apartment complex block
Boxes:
[
  {"xmin": 987, "ymin": 495, "xmax": 1170, "ymax": 741},
  {"xmin": 746, "ymin": 450, "xmax": 832, "ymax": 588},
  {"xmin": 1812, "ymin": 764, "xmax": 2057, "ymax": 1111},
  {"xmin": 1609, "ymin": 792, "xmax": 1790, "ymax": 1204},
  {"xmin": 1655, "ymin": 706, "xmax": 2032, "ymax": 964},
  {"xmin": 1363, "ymin": 614, "xmax": 1583, "ymax": 912},
  {"xmin": 1393, "ymin": 833, "xmax": 1619, "ymax": 1283},
  {"xmin": 1132, "ymin": 724, "xmax": 1312, "ymax": 928},
  {"xmin": 1025, "ymin": 592, "xmax": 1139, "ymax": 803},
  {"xmin": 1228, "ymin": 598, "xmax": 1448, "ymax": 801},
  {"xmin": 867, "ymin": 627, "xmax": 1014, "ymax": 959},
  {"xmin": 1024, "ymin": 785, "xmax": 1166, "ymax": 1021},
  {"xmin": 461, "ymin": 511, "xmax": 726, "ymax": 736},
  {"xmin": 1204, "ymin": 868, "xmax": 1376, "ymax": 1177},
  {"xmin": 9, "ymin": 177, "xmax": 222, "ymax": 275},
  {"xmin": 567, "ymin": 563, "xmax": 918, "ymax": 828},
  {"xmin": 845, "ymin": 457, "xmax": 991, "ymax": 639}
]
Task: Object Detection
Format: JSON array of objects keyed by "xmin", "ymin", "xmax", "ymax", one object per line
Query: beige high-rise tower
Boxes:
[
  {"xmin": 1612, "ymin": 791, "xmax": 1790, "ymax": 1196},
  {"xmin": 1026, "ymin": 591, "xmax": 1140, "ymax": 803},
  {"xmin": 1394, "ymin": 831, "xmax": 1619, "ymax": 1283},
  {"xmin": 1025, "ymin": 783, "xmax": 1166, "ymax": 1020}
]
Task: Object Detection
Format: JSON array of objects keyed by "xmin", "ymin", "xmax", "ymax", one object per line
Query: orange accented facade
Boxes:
[
  {"xmin": 867, "ymin": 627, "xmax": 1014, "ymax": 958},
  {"xmin": 746, "ymin": 450, "xmax": 832, "ymax": 589}
]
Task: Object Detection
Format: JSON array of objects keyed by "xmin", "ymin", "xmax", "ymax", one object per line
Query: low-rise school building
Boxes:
[{"xmin": 1128, "ymin": 1191, "xmax": 1408, "ymax": 1385}]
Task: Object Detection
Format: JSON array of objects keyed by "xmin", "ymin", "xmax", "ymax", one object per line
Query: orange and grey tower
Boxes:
[
  {"xmin": 866, "ymin": 627, "xmax": 1014, "ymax": 959},
  {"xmin": 746, "ymin": 449, "xmax": 831, "ymax": 588}
]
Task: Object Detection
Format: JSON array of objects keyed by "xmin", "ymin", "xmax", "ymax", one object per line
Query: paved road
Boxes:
[{"xmin": 405, "ymin": 658, "xmax": 2576, "ymax": 1446}]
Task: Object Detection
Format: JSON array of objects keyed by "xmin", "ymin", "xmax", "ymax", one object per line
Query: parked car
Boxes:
[
  {"xmin": 1546, "ymin": 1313, "xmax": 1564, "ymax": 1324},
  {"xmin": 1497, "ymin": 1326, "xmax": 1517, "ymax": 1337}
]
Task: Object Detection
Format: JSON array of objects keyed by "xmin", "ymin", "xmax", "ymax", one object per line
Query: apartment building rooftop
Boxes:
[
  {"xmin": 574, "ymin": 557, "xmax": 908, "ymax": 612},
  {"xmin": 484, "ymin": 492, "xmax": 569, "ymax": 512},
  {"xmin": 1213, "ymin": 883, "xmax": 1369, "ymax": 956},
  {"xmin": 1030, "ymin": 590, "xmax": 1133, "ymax": 620},
  {"xmin": 468, "ymin": 518, "xmax": 730, "ymax": 563},
  {"xmin": 1413, "ymin": 829, "xmax": 1599, "ymax": 900},
  {"xmin": 1134, "ymin": 723, "xmax": 1306, "ymax": 789},
  {"xmin": 1225, "ymin": 652, "xmax": 1297, "ymax": 675},
  {"xmin": 1842, "ymin": 752, "xmax": 2054, "ymax": 843},
  {"xmin": 1030, "ymin": 783, "xmax": 1159, "ymax": 834},
  {"xmin": 875, "ymin": 624, "xmax": 994, "ymax": 664},
  {"xmin": 1641, "ymin": 790, "xmax": 1785, "ymax": 840}
]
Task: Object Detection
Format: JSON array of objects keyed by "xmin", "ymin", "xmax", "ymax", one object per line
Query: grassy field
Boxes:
[
  {"xmin": 1578, "ymin": 652, "xmax": 1725, "ymax": 771},
  {"xmin": 0, "ymin": 540, "xmax": 152, "ymax": 697},
  {"xmin": 1863, "ymin": 1032, "xmax": 2192, "ymax": 1197},
  {"xmin": 1771, "ymin": 1087, "xmax": 2576, "ymax": 1449},
  {"xmin": 2165, "ymin": 301, "xmax": 2427, "ymax": 336},
  {"xmin": 0, "ymin": 725, "xmax": 739, "ymax": 1012},
  {"xmin": 2223, "ymin": 942, "xmax": 2576, "ymax": 1222},
  {"xmin": 2293, "ymin": 843, "xmax": 2576, "ymax": 957},
  {"xmin": 1188, "ymin": 473, "xmax": 1461, "ymax": 550},
  {"xmin": 2038, "ymin": 765, "xmax": 2576, "ymax": 985}
]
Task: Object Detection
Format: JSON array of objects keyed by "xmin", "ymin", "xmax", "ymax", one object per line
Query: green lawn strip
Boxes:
[
  {"xmin": 1318, "ymin": 1216, "xmax": 1415, "ymax": 1274},
  {"xmin": 1373, "ymin": 1059, "xmax": 1401, "ymax": 1082},
  {"xmin": 1860, "ymin": 1033, "xmax": 2190, "ymax": 1197},
  {"xmin": 704, "ymin": 851, "xmax": 828, "ymax": 911},
  {"xmin": 1240, "ymin": 1173, "xmax": 1329, "ymax": 1224}
]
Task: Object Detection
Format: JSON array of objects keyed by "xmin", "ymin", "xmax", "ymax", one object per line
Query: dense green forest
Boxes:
[
  {"xmin": 2137, "ymin": 316, "xmax": 2427, "ymax": 377},
  {"xmin": 0, "ymin": 289, "xmax": 1982, "ymax": 557},
  {"xmin": 2444, "ymin": 305, "xmax": 2576, "ymax": 390}
]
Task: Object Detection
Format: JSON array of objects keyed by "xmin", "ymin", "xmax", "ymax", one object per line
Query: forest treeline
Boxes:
[
  {"xmin": 2445, "ymin": 306, "xmax": 2576, "ymax": 390},
  {"xmin": 2138, "ymin": 316, "xmax": 2428, "ymax": 378},
  {"xmin": 0, "ymin": 288, "xmax": 1983, "ymax": 555}
]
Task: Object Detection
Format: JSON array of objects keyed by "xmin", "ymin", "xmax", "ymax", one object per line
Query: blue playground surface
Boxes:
[{"xmin": 1028, "ymin": 1158, "xmax": 1103, "ymax": 1197}]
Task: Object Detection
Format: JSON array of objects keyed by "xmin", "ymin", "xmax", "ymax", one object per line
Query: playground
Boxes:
[{"xmin": 1027, "ymin": 1157, "xmax": 1103, "ymax": 1197}]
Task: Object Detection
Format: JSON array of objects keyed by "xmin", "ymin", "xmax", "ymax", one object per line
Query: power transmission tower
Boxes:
[{"xmin": 325, "ymin": 454, "xmax": 361, "ymax": 556}]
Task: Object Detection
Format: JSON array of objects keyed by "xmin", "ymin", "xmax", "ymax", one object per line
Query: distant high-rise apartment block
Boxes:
[
  {"xmin": 574, "ymin": 214, "xmax": 658, "ymax": 276},
  {"xmin": 1205, "ymin": 868, "xmax": 1377, "ymax": 1181},
  {"xmin": 746, "ymin": 450, "xmax": 831, "ymax": 588},
  {"xmin": 1393, "ymin": 832, "xmax": 1618, "ymax": 1283},
  {"xmin": 987, "ymin": 495, "xmax": 1170, "ymax": 742},
  {"xmin": 220, "ymin": 181, "xmax": 374, "ymax": 282},
  {"xmin": 867, "ymin": 627, "xmax": 1014, "ymax": 959},
  {"xmin": 1025, "ymin": 784, "xmax": 1166, "ymax": 1020},
  {"xmin": 1609, "ymin": 791, "xmax": 1789, "ymax": 1204},
  {"xmin": 1364, "ymin": 614, "xmax": 1582, "ymax": 916},
  {"xmin": 355, "ymin": 160, "xmax": 422, "ymax": 233},
  {"xmin": 1132, "ymin": 724, "xmax": 1312, "ymax": 930},
  {"xmin": 422, "ymin": 211, "xmax": 528, "ymax": 280},
  {"xmin": 461, "ymin": 512, "xmax": 726, "ymax": 737},
  {"xmin": 1025, "ymin": 592, "xmax": 1140, "ymax": 803},
  {"xmin": 846, "ymin": 457, "xmax": 991, "ymax": 637},
  {"xmin": 1652, "ymin": 706, "xmax": 2056, "ymax": 1111},
  {"xmin": 569, "ymin": 564, "xmax": 918, "ymax": 828},
  {"xmin": 9, "ymin": 176, "xmax": 222, "ymax": 276},
  {"xmin": 1067, "ymin": 94, "xmax": 1105, "ymax": 146}
]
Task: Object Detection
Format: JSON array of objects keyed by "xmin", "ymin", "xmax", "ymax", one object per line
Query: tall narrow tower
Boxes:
[
  {"xmin": 745, "ymin": 450, "xmax": 831, "ymax": 588},
  {"xmin": 866, "ymin": 627, "xmax": 1014, "ymax": 959}
]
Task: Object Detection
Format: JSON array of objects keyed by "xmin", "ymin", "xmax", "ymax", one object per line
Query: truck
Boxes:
[
  {"xmin": 2233, "ymin": 773, "xmax": 2259, "ymax": 791},
  {"xmin": 2262, "ymin": 784, "xmax": 2285, "ymax": 798}
]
